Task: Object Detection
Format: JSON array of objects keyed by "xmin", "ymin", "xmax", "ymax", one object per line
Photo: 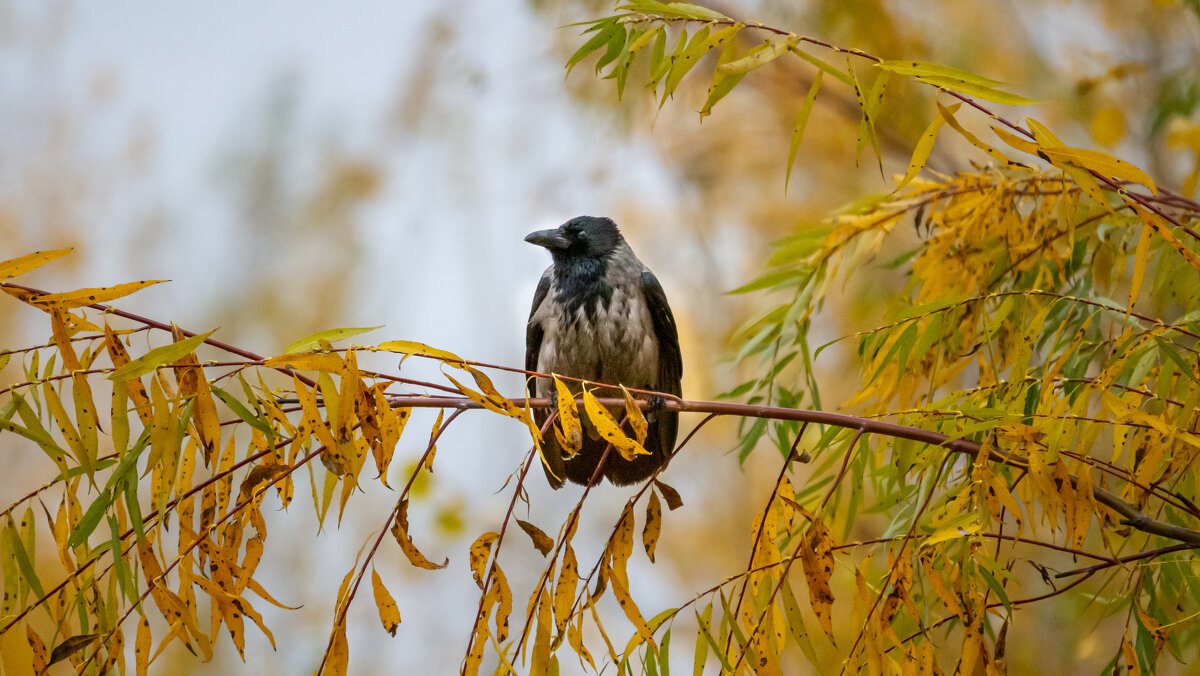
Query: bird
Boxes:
[{"xmin": 525, "ymin": 215, "xmax": 682, "ymax": 488}]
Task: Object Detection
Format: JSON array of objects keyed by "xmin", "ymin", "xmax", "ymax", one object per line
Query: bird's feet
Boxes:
[{"xmin": 646, "ymin": 394, "xmax": 667, "ymax": 423}]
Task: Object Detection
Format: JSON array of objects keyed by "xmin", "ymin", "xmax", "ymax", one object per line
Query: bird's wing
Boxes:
[
  {"xmin": 526, "ymin": 269, "xmax": 552, "ymax": 398},
  {"xmin": 641, "ymin": 270, "xmax": 682, "ymax": 397},
  {"xmin": 527, "ymin": 269, "xmax": 565, "ymax": 488}
]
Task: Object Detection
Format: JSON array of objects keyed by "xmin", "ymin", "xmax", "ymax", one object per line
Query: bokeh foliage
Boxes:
[{"xmin": 2, "ymin": 2, "xmax": 1200, "ymax": 675}]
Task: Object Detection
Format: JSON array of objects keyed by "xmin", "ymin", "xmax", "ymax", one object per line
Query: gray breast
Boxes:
[{"xmin": 533, "ymin": 255, "xmax": 659, "ymax": 399}]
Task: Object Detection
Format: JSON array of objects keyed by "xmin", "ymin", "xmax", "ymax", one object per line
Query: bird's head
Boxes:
[{"xmin": 525, "ymin": 216, "xmax": 623, "ymax": 262}]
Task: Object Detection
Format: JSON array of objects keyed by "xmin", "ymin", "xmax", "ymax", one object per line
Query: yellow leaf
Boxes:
[
  {"xmin": 263, "ymin": 352, "xmax": 345, "ymax": 373},
  {"xmin": 1041, "ymin": 146, "xmax": 1157, "ymax": 195},
  {"xmin": 1129, "ymin": 221, "xmax": 1152, "ymax": 316},
  {"xmin": 135, "ymin": 616, "xmax": 151, "ymax": 676},
  {"xmin": 324, "ymin": 616, "xmax": 349, "ymax": 676},
  {"xmin": 581, "ymin": 386, "xmax": 648, "ymax": 461},
  {"xmin": 530, "ymin": 588, "xmax": 554, "ymax": 675},
  {"xmin": 620, "ymin": 385, "xmax": 648, "ymax": 446},
  {"xmin": 371, "ymin": 567, "xmax": 401, "ymax": 636},
  {"xmin": 423, "ymin": 409, "xmax": 443, "ymax": 473},
  {"xmin": 609, "ymin": 562, "xmax": 653, "ymax": 646},
  {"xmin": 1026, "ymin": 118, "xmax": 1065, "ymax": 146},
  {"xmin": 1125, "ymin": 198, "xmax": 1200, "ymax": 272},
  {"xmin": 798, "ymin": 517, "xmax": 835, "ymax": 639},
  {"xmin": 1090, "ymin": 106, "xmax": 1126, "ymax": 147},
  {"xmin": 611, "ymin": 501, "xmax": 635, "ymax": 577},
  {"xmin": 991, "ymin": 125, "xmax": 1041, "ymax": 156},
  {"xmin": 919, "ymin": 550, "xmax": 964, "ymax": 619},
  {"xmin": 715, "ymin": 33, "xmax": 798, "ymax": 75},
  {"xmin": 465, "ymin": 576, "xmax": 501, "ymax": 675},
  {"xmin": 1135, "ymin": 605, "xmax": 1167, "ymax": 653},
  {"xmin": 104, "ymin": 323, "xmax": 152, "ymax": 425},
  {"xmin": 493, "ymin": 566, "xmax": 513, "ymax": 642},
  {"xmin": 516, "ymin": 519, "xmax": 554, "ymax": 557},
  {"xmin": 642, "ymin": 491, "xmax": 662, "ymax": 563},
  {"xmin": 373, "ymin": 340, "xmax": 465, "ymax": 365},
  {"xmin": 294, "ymin": 375, "xmax": 339, "ymax": 474},
  {"xmin": 0, "ymin": 248, "xmax": 71, "ymax": 280},
  {"xmin": 390, "ymin": 499, "xmax": 448, "ymax": 570},
  {"xmin": 553, "ymin": 376, "xmax": 582, "ymax": 457},
  {"xmin": 937, "ymin": 102, "xmax": 1015, "ymax": 165},
  {"xmin": 922, "ymin": 521, "xmax": 981, "ymax": 548},
  {"xmin": 26, "ymin": 625, "xmax": 48, "ymax": 673},
  {"xmin": 985, "ymin": 472, "xmax": 1025, "ymax": 541},
  {"xmin": 28, "ymin": 279, "xmax": 168, "ymax": 310},
  {"xmin": 894, "ymin": 104, "xmax": 954, "ymax": 191},
  {"xmin": 554, "ymin": 545, "xmax": 579, "ymax": 635},
  {"xmin": 283, "ymin": 326, "xmax": 383, "ymax": 354},
  {"xmin": 568, "ymin": 615, "xmax": 596, "ymax": 671},
  {"xmin": 469, "ymin": 531, "xmax": 499, "ymax": 589}
]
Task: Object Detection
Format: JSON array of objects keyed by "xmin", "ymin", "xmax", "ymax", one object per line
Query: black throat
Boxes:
[{"xmin": 552, "ymin": 254, "xmax": 614, "ymax": 319}]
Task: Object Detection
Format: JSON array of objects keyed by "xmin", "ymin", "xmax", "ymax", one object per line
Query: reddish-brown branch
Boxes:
[{"xmin": 375, "ymin": 392, "xmax": 1200, "ymax": 547}]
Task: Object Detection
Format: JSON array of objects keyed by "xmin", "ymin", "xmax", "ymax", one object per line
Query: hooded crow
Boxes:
[{"xmin": 525, "ymin": 216, "xmax": 682, "ymax": 487}]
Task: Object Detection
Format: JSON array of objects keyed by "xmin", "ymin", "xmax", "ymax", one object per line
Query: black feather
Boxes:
[{"xmin": 525, "ymin": 216, "xmax": 682, "ymax": 488}]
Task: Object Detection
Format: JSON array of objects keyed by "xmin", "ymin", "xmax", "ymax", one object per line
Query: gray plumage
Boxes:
[{"xmin": 525, "ymin": 216, "xmax": 682, "ymax": 487}]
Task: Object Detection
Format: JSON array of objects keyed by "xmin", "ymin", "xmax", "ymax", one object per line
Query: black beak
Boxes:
[{"xmin": 524, "ymin": 228, "xmax": 570, "ymax": 250}]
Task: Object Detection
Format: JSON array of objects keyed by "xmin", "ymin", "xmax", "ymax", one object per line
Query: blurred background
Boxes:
[{"xmin": 1, "ymin": 0, "xmax": 1198, "ymax": 673}]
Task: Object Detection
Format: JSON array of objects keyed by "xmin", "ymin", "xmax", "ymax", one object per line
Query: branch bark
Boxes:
[{"xmin": 387, "ymin": 394, "xmax": 1200, "ymax": 547}]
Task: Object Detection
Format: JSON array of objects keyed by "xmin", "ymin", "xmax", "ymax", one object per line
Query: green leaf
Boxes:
[
  {"xmin": 124, "ymin": 475, "xmax": 146, "ymax": 544},
  {"xmin": 914, "ymin": 74, "xmax": 1036, "ymax": 106},
  {"xmin": 68, "ymin": 490, "xmax": 115, "ymax": 550},
  {"xmin": 768, "ymin": 226, "xmax": 832, "ymax": 266},
  {"xmin": 699, "ymin": 24, "xmax": 747, "ymax": 117},
  {"xmin": 787, "ymin": 45, "xmax": 853, "ymax": 86},
  {"xmin": 893, "ymin": 294, "xmax": 970, "ymax": 321},
  {"xmin": 661, "ymin": 24, "xmax": 712, "ymax": 102},
  {"xmin": 786, "ymin": 69, "xmax": 823, "ymax": 192},
  {"xmin": 211, "ymin": 384, "xmax": 275, "ymax": 437},
  {"xmin": 976, "ymin": 559, "xmax": 1013, "ymax": 613},
  {"xmin": 5, "ymin": 518, "xmax": 45, "ymax": 600},
  {"xmin": 875, "ymin": 60, "xmax": 1005, "ymax": 86},
  {"xmin": 620, "ymin": 2, "xmax": 729, "ymax": 20},
  {"xmin": 649, "ymin": 27, "xmax": 684, "ymax": 90},
  {"xmin": 694, "ymin": 601, "xmax": 733, "ymax": 674},
  {"xmin": 715, "ymin": 33, "xmax": 798, "ymax": 76},
  {"xmin": 283, "ymin": 326, "xmax": 383, "ymax": 354},
  {"xmin": 658, "ymin": 626, "xmax": 671, "ymax": 676},
  {"xmin": 2, "ymin": 397, "xmax": 70, "ymax": 474},
  {"xmin": 727, "ymin": 267, "xmax": 808, "ymax": 294},
  {"xmin": 595, "ymin": 23, "xmax": 629, "ymax": 74},
  {"xmin": 1154, "ymin": 336, "xmax": 1197, "ymax": 384},
  {"xmin": 566, "ymin": 18, "xmax": 621, "ymax": 75},
  {"xmin": 108, "ymin": 330, "xmax": 216, "ymax": 381}
]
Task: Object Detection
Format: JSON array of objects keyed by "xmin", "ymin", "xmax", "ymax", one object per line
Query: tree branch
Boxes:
[{"xmin": 385, "ymin": 393, "xmax": 1200, "ymax": 547}]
